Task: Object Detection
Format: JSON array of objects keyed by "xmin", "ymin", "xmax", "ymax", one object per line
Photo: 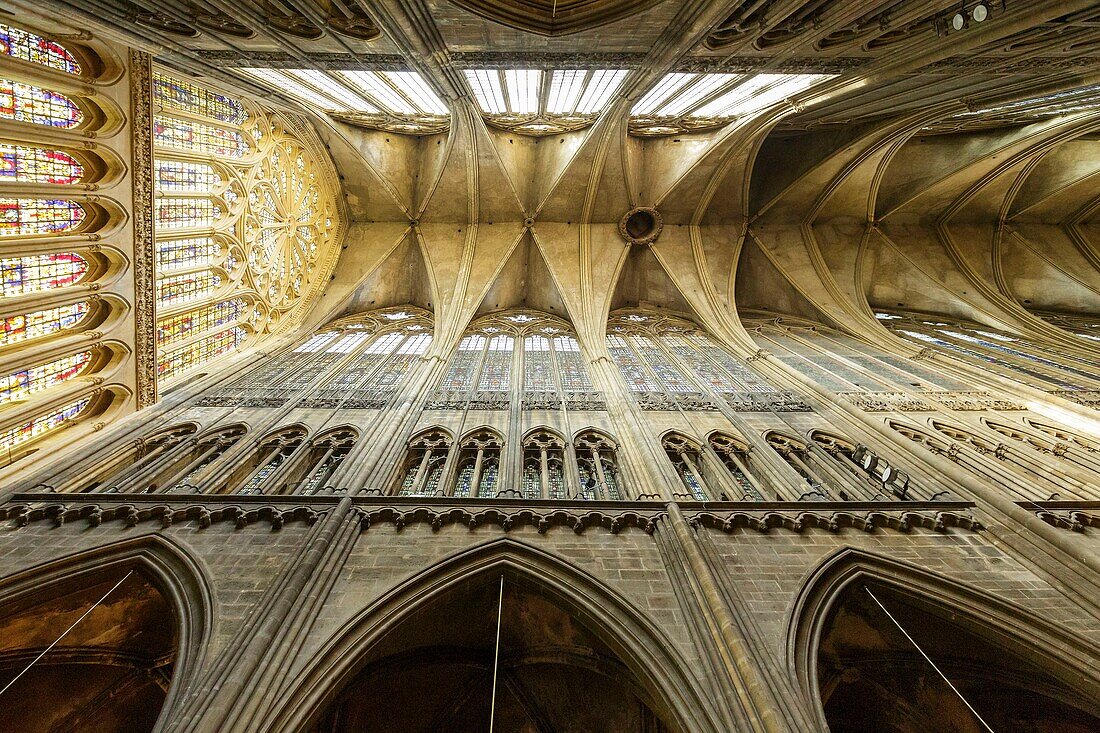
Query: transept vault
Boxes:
[{"xmin": 0, "ymin": 1, "xmax": 1098, "ymax": 732}]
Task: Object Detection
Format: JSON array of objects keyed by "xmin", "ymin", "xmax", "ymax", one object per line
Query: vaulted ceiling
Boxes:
[{"xmin": 46, "ymin": 0, "xmax": 1100, "ymax": 352}]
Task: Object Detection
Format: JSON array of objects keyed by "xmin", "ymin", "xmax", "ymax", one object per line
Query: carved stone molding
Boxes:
[
  {"xmin": 722, "ymin": 391, "xmax": 812, "ymax": 412},
  {"xmin": 839, "ymin": 392, "xmax": 934, "ymax": 412},
  {"xmin": 129, "ymin": 49, "xmax": 156, "ymax": 409},
  {"xmin": 1051, "ymin": 390, "xmax": 1100, "ymax": 409},
  {"xmin": 564, "ymin": 391, "xmax": 606, "ymax": 411},
  {"xmin": 355, "ymin": 505, "xmax": 660, "ymax": 534},
  {"xmin": 689, "ymin": 508, "xmax": 982, "ymax": 535},
  {"xmin": 424, "ymin": 390, "xmax": 468, "ymax": 410},
  {"xmin": 1, "ymin": 501, "xmax": 322, "ymax": 531},
  {"xmin": 926, "ymin": 392, "xmax": 1026, "ymax": 411},
  {"xmin": 521, "ymin": 391, "xmax": 561, "ymax": 411}
]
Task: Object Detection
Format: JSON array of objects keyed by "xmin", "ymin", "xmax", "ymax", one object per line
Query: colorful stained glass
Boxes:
[
  {"xmin": 157, "ymin": 298, "xmax": 244, "ymax": 345},
  {"xmin": 0, "ymin": 198, "xmax": 84, "ymax": 236},
  {"xmin": 684, "ymin": 333, "xmax": 775, "ymax": 392},
  {"xmin": 156, "ymin": 236, "xmax": 220, "ymax": 271},
  {"xmin": 0, "ymin": 80, "xmax": 82, "ymax": 128},
  {"xmin": 158, "ymin": 326, "xmax": 244, "ymax": 379},
  {"xmin": 440, "ymin": 335, "xmax": 484, "ymax": 391},
  {"xmin": 552, "ymin": 336, "xmax": 592, "ymax": 391},
  {"xmin": 2, "ymin": 301, "xmax": 88, "ymax": 346},
  {"xmin": 0, "ymin": 397, "xmax": 88, "ymax": 450},
  {"xmin": 157, "ymin": 270, "xmax": 222, "ymax": 305},
  {"xmin": 1, "ymin": 253, "xmax": 86, "ymax": 295},
  {"xmin": 453, "ymin": 461, "xmax": 474, "ymax": 498},
  {"xmin": 522, "ymin": 462, "xmax": 540, "ymax": 499},
  {"xmin": 153, "ymin": 74, "xmax": 247, "ymax": 124},
  {"xmin": 606, "ymin": 335, "xmax": 660, "ymax": 392},
  {"xmin": 155, "ymin": 197, "xmax": 219, "ymax": 229},
  {"xmin": 154, "ymin": 116, "xmax": 249, "ymax": 158},
  {"xmin": 0, "ymin": 24, "xmax": 81, "ymax": 74},
  {"xmin": 523, "ymin": 335, "xmax": 553, "ymax": 392},
  {"xmin": 0, "ymin": 350, "xmax": 90, "ymax": 403},
  {"xmin": 478, "ymin": 456, "xmax": 499, "ymax": 496},
  {"xmin": 478, "ymin": 335, "xmax": 513, "ymax": 391},
  {"xmin": 633, "ymin": 335, "xmax": 693, "ymax": 392},
  {"xmin": 156, "ymin": 160, "xmax": 223, "ymax": 192},
  {"xmin": 0, "ymin": 144, "xmax": 83, "ymax": 184}
]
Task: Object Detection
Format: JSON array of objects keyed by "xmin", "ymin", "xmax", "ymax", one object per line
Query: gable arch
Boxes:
[
  {"xmin": 786, "ymin": 547, "xmax": 1100, "ymax": 732},
  {"xmin": 260, "ymin": 537, "xmax": 724, "ymax": 733},
  {"xmin": 0, "ymin": 534, "xmax": 213, "ymax": 728}
]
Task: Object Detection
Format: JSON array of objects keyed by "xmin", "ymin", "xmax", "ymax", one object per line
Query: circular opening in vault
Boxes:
[{"xmin": 625, "ymin": 210, "xmax": 656, "ymax": 239}]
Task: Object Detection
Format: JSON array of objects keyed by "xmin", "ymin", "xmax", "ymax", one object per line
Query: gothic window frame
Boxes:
[
  {"xmin": 396, "ymin": 427, "xmax": 452, "ymax": 497},
  {"xmin": 162, "ymin": 423, "xmax": 248, "ymax": 493},
  {"xmin": 451, "ymin": 427, "xmax": 504, "ymax": 499},
  {"xmin": 0, "ymin": 23, "xmax": 130, "ymax": 461},
  {"xmin": 573, "ymin": 428, "xmax": 623, "ymax": 501},
  {"xmin": 661, "ymin": 431, "xmax": 710, "ymax": 501},
  {"xmin": 230, "ymin": 424, "xmax": 308, "ymax": 495},
  {"xmin": 706, "ymin": 431, "xmax": 764, "ymax": 501},
  {"xmin": 521, "ymin": 427, "xmax": 567, "ymax": 500},
  {"xmin": 295, "ymin": 426, "xmax": 358, "ymax": 495}
]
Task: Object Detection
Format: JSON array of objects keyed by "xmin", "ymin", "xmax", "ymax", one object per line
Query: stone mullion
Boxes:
[
  {"xmin": 724, "ymin": 450, "xmax": 769, "ymax": 501},
  {"xmin": 502, "ymin": 335, "xmax": 523, "ymax": 492},
  {"xmin": 807, "ymin": 443, "xmax": 879, "ymax": 501},
  {"xmin": 697, "ymin": 443, "xmax": 746, "ymax": 502},
  {"xmin": 110, "ymin": 437, "xmax": 197, "ymax": 493}
]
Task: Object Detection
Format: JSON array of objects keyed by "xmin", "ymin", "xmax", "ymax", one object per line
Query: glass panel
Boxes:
[
  {"xmin": 552, "ymin": 335, "xmax": 592, "ymax": 390},
  {"xmin": 0, "ymin": 144, "xmax": 83, "ymax": 184},
  {"xmin": 1, "ymin": 253, "xmax": 86, "ymax": 295},
  {"xmin": 155, "ymin": 160, "xmax": 223, "ymax": 193},
  {"xmin": 0, "ymin": 24, "xmax": 81, "ymax": 74},
  {"xmin": 523, "ymin": 335, "xmax": 553, "ymax": 392},
  {"xmin": 156, "ymin": 236, "xmax": 220, "ymax": 271},
  {"xmin": 157, "ymin": 270, "xmax": 222, "ymax": 306},
  {"xmin": 685, "ymin": 333, "xmax": 775, "ymax": 392},
  {"xmin": 153, "ymin": 74, "xmax": 247, "ymax": 124},
  {"xmin": 632, "ymin": 335, "xmax": 693, "ymax": 392},
  {"xmin": 2, "ymin": 301, "xmax": 88, "ymax": 346},
  {"xmin": 0, "ymin": 198, "xmax": 84, "ymax": 236},
  {"xmin": 453, "ymin": 460, "xmax": 474, "ymax": 498},
  {"xmin": 158, "ymin": 326, "xmax": 244, "ymax": 380},
  {"xmin": 153, "ymin": 116, "xmax": 250, "ymax": 158},
  {"xmin": 440, "ymin": 334, "xmax": 484, "ymax": 390},
  {"xmin": 678, "ymin": 463, "xmax": 706, "ymax": 500},
  {"xmin": 156, "ymin": 298, "xmax": 244, "ymax": 346},
  {"xmin": 155, "ymin": 197, "xmax": 220, "ymax": 229},
  {"xmin": 0, "ymin": 350, "xmax": 90, "ymax": 403},
  {"xmin": 478, "ymin": 335, "xmax": 513, "ymax": 391},
  {"xmin": 0, "ymin": 80, "xmax": 82, "ymax": 128},
  {"xmin": 548, "ymin": 460, "xmax": 565, "ymax": 499},
  {"xmin": 0, "ymin": 396, "xmax": 88, "ymax": 450},
  {"xmin": 478, "ymin": 456, "xmax": 498, "ymax": 496},
  {"xmin": 601, "ymin": 459, "xmax": 621, "ymax": 500},
  {"xmin": 522, "ymin": 461, "xmax": 540, "ymax": 499},
  {"xmin": 607, "ymin": 334, "xmax": 660, "ymax": 391}
]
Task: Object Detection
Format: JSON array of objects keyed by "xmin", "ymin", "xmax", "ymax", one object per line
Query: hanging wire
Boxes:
[
  {"xmin": 0, "ymin": 570, "xmax": 134, "ymax": 699},
  {"xmin": 488, "ymin": 574, "xmax": 504, "ymax": 733},
  {"xmin": 864, "ymin": 586, "xmax": 996, "ymax": 733}
]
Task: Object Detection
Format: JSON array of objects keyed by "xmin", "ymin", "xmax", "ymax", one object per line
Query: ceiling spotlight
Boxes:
[
  {"xmin": 971, "ymin": 2, "xmax": 989, "ymax": 22},
  {"xmin": 951, "ymin": 11, "xmax": 966, "ymax": 31}
]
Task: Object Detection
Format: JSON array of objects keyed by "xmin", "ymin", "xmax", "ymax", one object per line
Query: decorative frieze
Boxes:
[
  {"xmin": 722, "ymin": 391, "xmax": 813, "ymax": 412},
  {"xmin": 424, "ymin": 391, "xmax": 468, "ymax": 410},
  {"xmin": 1, "ymin": 501, "xmax": 321, "ymax": 531},
  {"xmin": 521, "ymin": 392, "xmax": 561, "ymax": 411},
  {"xmin": 925, "ymin": 392, "xmax": 1026, "ymax": 411},
  {"xmin": 839, "ymin": 392, "xmax": 933, "ymax": 412},
  {"xmin": 634, "ymin": 392, "xmax": 718, "ymax": 411},
  {"xmin": 564, "ymin": 391, "xmax": 607, "ymax": 411},
  {"xmin": 467, "ymin": 391, "xmax": 510, "ymax": 411},
  {"xmin": 1051, "ymin": 390, "xmax": 1100, "ymax": 409},
  {"xmin": 689, "ymin": 508, "xmax": 982, "ymax": 534}
]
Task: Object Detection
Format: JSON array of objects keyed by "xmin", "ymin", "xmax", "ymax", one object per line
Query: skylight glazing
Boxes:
[
  {"xmin": 464, "ymin": 68, "xmax": 628, "ymax": 135},
  {"xmin": 630, "ymin": 72, "xmax": 835, "ymax": 136}
]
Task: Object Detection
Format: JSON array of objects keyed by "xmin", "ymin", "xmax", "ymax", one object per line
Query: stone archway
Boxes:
[{"xmin": 789, "ymin": 549, "xmax": 1100, "ymax": 733}]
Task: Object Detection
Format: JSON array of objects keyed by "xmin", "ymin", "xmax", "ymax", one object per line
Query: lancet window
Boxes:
[
  {"xmin": 662, "ymin": 433, "xmax": 709, "ymax": 501},
  {"xmin": 233, "ymin": 427, "xmax": 308, "ymax": 495},
  {"xmin": 878, "ymin": 311, "xmax": 1100, "ymax": 393},
  {"xmin": 61, "ymin": 423, "xmax": 199, "ymax": 493},
  {"xmin": 0, "ymin": 25, "xmax": 126, "ymax": 456},
  {"xmin": 431, "ymin": 310, "xmax": 598, "ymax": 411},
  {"xmin": 164, "ymin": 425, "xmax": 248, "ymax": 493},
  {"xmin": 574, "ymin": 430, "xmax": 622, "ymax": 500},
  {"xmin": 708, "ymin": 433, "xmax": 763, "ymax": 500},
  {"xmin": 766, "ymin": 433, "xmax": 833, "ymax": 501},
  {"xmin": 153, "ymin": 71, "xmax": 342, "ymax": 386},
  {"xmin": 397, "ymin": 429, "xmax": 451, "ymax": 497},
  {"xmin": 1033, "ymin": 311, "xmax": 1100, "ymax": 344},
  {"xmin": 452, "ymin": 429, "xmax": 503, "ymax": 499},
  {"xmin": 985, "ymin": 420, "xmax": 1100, "ymax": 480},
  {"xmin": 745, "ymin": 315, "xmax": 973, "ymax": 394},
  {"xmin": 606, "ymin": 310, "xmax": 785, "ymax": 411},
  {"xmin": 522, "ymin": 429, "xmax": 566, "ymax": 500},
  {"xmin": 297, "ymin": 428, "xmax": 357, "ymax": 495},
  {"xmin": 807, "ymin": 431, "xmax": 923, "ymax": 501}
]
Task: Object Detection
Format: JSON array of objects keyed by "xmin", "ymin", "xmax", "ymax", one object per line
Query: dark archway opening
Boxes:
[
  {"xmin": 816, "ymin": 581, "xmax": 1100, "ymax": 733},
  {"xmin": 312, "ymin": 572, "xmax": 679, "ymax": 732},
  {"xmin": 0, "ymin": 568, "xmax": 178, "ymax": 733}
]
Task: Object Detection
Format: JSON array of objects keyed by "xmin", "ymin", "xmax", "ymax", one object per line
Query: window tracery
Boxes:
[
  {"xmin": 397, "ymin": 429, "xmax": 451, "ymax": 497},
  {"xmin": 766, "ymin": 432, "xmax": 832, "ymax": 501},
  {"xmin": 708, "ymin": 433, "xmax": 762, "ymax": 500},
  {"xmin": 574, "ymin": 430, "xmax": 622, "ymax": 500},
  {"xmin": 522, "ymin": 429, "xmax": 566, "ymax": 500},
  {"xmin": 165, "ymin": 425, "xmax": 247, "ymax": 493},
  {"xmin": 297, "ymin": 428, "xmax": 357, "ymax": 495},
  {"xmin": 606, "ymin": 310, "xmax": 801, "ymax": 412},
  {"xmin": 662, "ymin": 433, "xmax": 708, "ymax": 501},
  {"xmin": 452, "ymin": 429, "xmax": 503, "ymax": 499},
  {"xmin": 0, "ymin": 26, "xmax": 124, "ymax": 454},
  {"xmin": 234, "ymin": 427, "xmax": 307, "ymax": 495},
  {"xmin": 153, "ymin": 71, "xmax": 344, "ymax": 385},
  {"xmin": 808, "ymin": 431, "xmax": 917, "ymax": 501},
  {"xmin": 430, "ymin": 310, "xmax": 599, "ymax": 412}
]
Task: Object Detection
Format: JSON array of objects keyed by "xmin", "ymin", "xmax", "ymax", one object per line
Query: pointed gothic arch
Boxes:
[
  {"xmin": 0, "ymin": 534, "xmax": 211, "ymax": 731},
  {"xmin": 262, "ymin": 538, "xmax": 722, "ymax": 733},
  {"xmin": 787, "ymin": 548, "xmax": 1100, "ymax": 733}
]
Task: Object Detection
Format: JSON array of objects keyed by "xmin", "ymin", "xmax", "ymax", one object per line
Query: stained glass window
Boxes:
[
  {"xmin": 478, "ymin": 335, "xmax": 513, "ymax": 391},
  {"xmin": 441, "ymin": 334, "xmax": 485, "ymax": 390},
  {"xmin": 1, "ymin": 253, "xmax": 86, "ymax": 295},
  {"xmin": 479, "ymin": 457, "xmax": 499, "ymax": 495},
  {"xmin": 633, "ymin": 335, "xmax": 693, "ymax": 392},
  {"xmin": 523, "ymin": 335, "xmax": 553, "ymax": 391},
  {"xmin": 0, "ymin": 80, "xmax": 82, "ymax": 128},
  {"xmin": 153, "ymin": 116, "xmax": 249, "ymax": 158},
  {"xmin": 0, "ymin": 24, "xmax": 81, "ymax": 74},
  {"xmin": 606, "ymin": 335, "xmax": 660, "ymax": 391},
  {"xmin": 0, "ymin": 144, "xmax": 83, "ymax": 184},
  {"xmin": 153, "ymin": 74, "xmax": 247, "ymax": 124},
  {"xmin": 157, "ymin": 236, "xmax": 220, "ymax": 271},
  {"xmin": 0, "ymin": 198, "xmax": 85, "ymax": 236},
  {"xmin": 157, "ymin": 298, "xmax": 244, "ymax": 345},
  {"xmin": 155, "ymin": 160, "xmax": 223, "ymax": 193},
  {"xmin": 453, "ymin": 461, "xmax": 474, "ymax": 498},
  {"xmin": 2, "ymin": 301, "xmax": 88, "ymax": 346},
  {"xmin": 158, "ymin": 327, "xmax": 244, "ymax": 379},
  {"xmin": 684, "ymin": 333, "xmax": 775, "ymax": 392},
  {"xmin": 157, "ymin": 270, "xmax": 222, "ymax": 306},
  {"xmin": 0, "ymin": 350, "xmax": 90, "ymax": 403},
  {"xmin": 553, "ymin": 336, "xmax": 592, "ymax": 390},
  {"xmin": 900, "ymin": 329, "xmax": 1077, "ymax": 390},
  {"xmin": 0, "ymin": 396, "xmax": 88, "ymax": 450},
  {"xmin": 155, "ymin": 197, "xmax": 220, "ymax": 229}
]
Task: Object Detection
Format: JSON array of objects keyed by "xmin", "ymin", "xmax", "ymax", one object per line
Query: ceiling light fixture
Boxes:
[{"xmin": 937, "ymin": 1, "xmax": 1004, "ymax": 35}]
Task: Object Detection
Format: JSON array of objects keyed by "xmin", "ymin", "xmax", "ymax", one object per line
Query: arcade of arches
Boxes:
[{"xmin": 0, "ymin": 2, "xmax": 1098, "ymax": 732}]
